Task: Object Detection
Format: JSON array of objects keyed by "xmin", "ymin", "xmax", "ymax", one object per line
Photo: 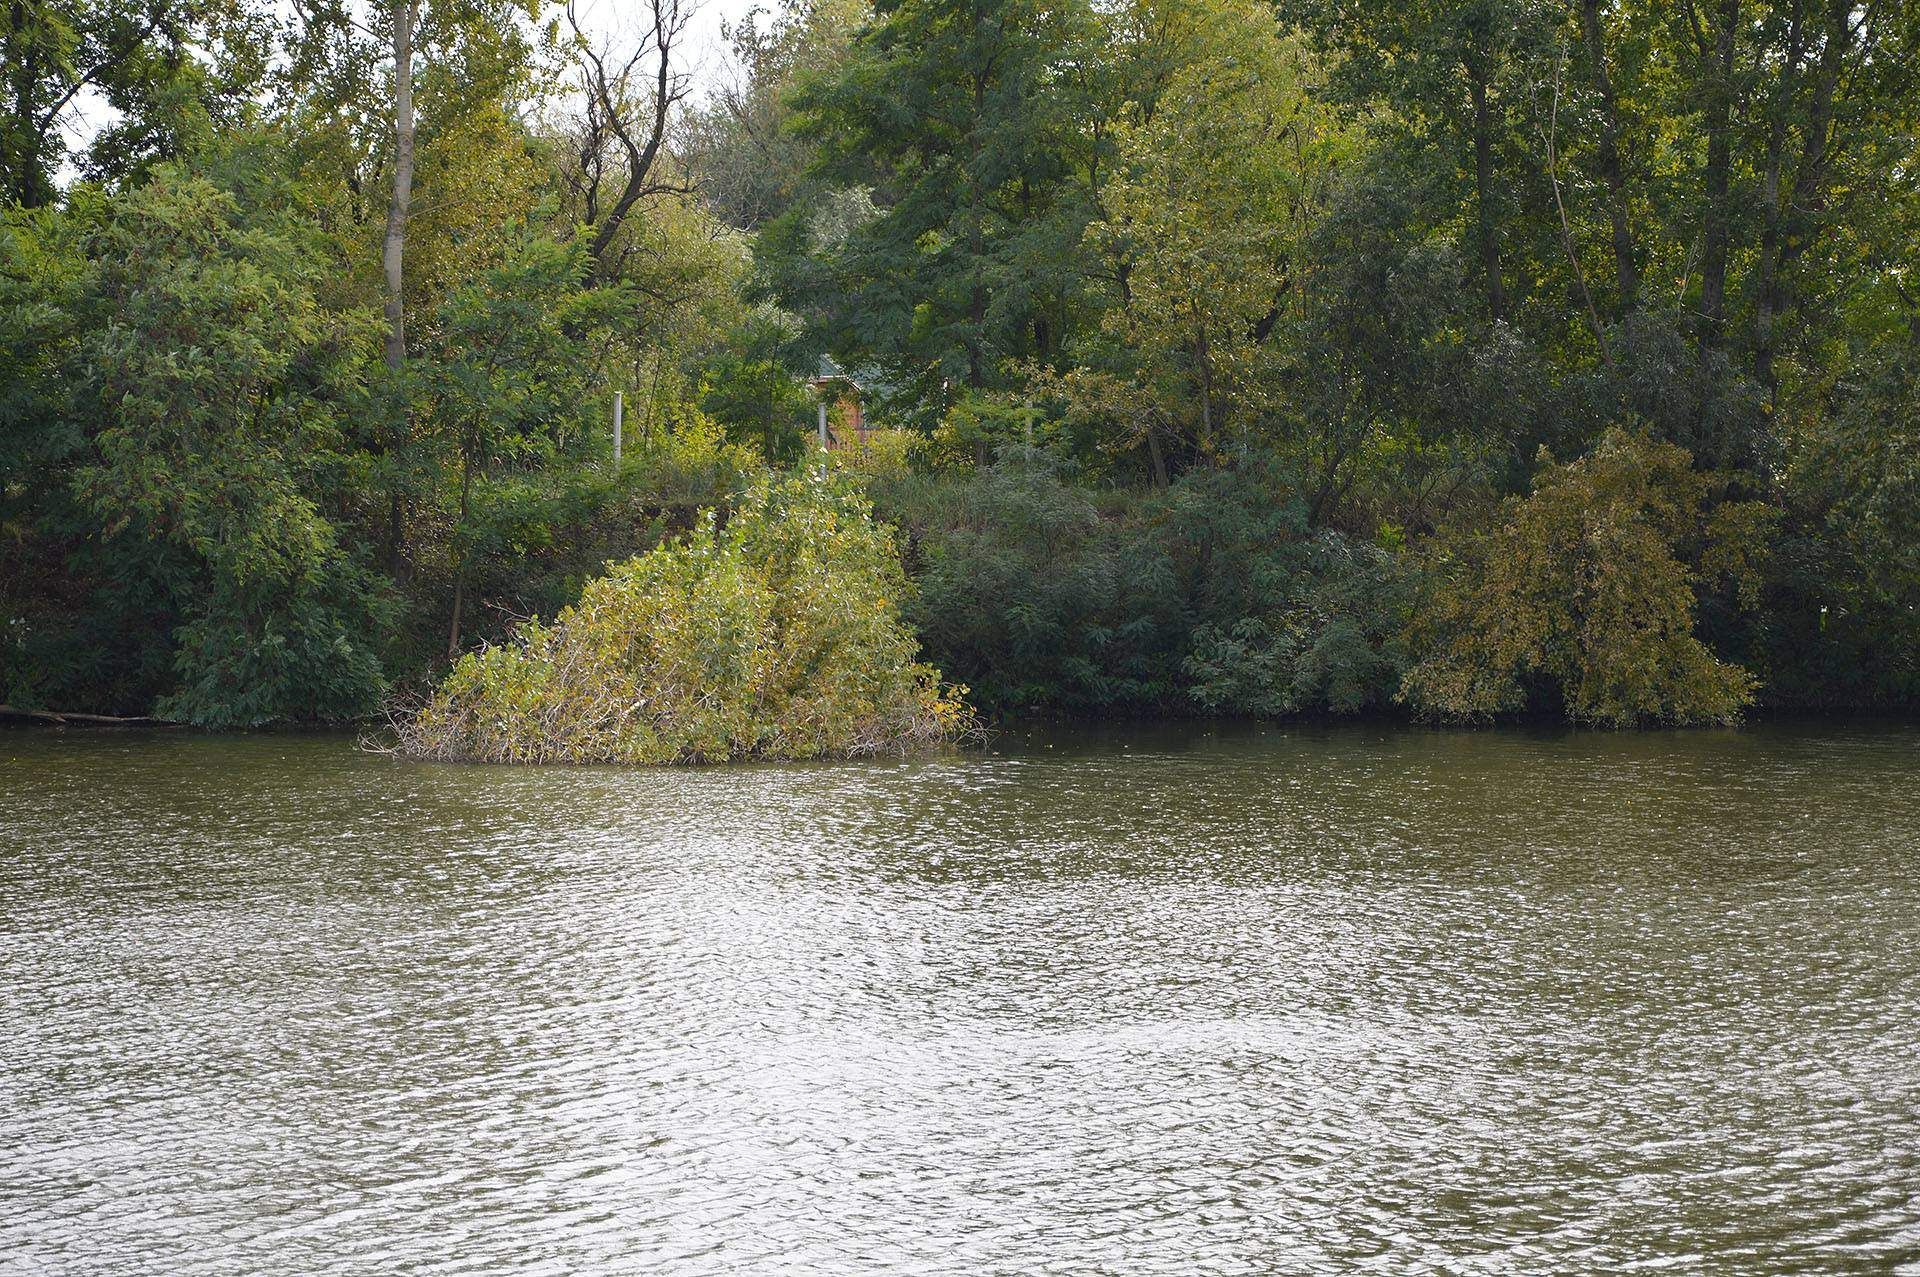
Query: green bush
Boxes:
[
  {"xmin": 1758, "ymin": 346, "xmax": 1920, "ymax": 709},
  {"xmin": 161, "ymin": 561, "xmax": 395, "ymax": 726},
  {"xmin": 879, "ymin": 445, "xmax": 1128, "ymax": 706},
  {"xmin": 393, "ymin": 473, "xmax": 974, "ymax": 764},
  {"xmin": 431, "ymin": 410, "xmax": 765, "ymax": 656},
  {"xmin": 1400, "ymin": 429, "xmax": 1769, "ymax": 726},
  {"xmin": 1186, "ymin": 531, "xmax": 1414, "ymax": 716},
  {"xmin": 870, "ymin": 447, "xmax": 1414, "ymax": 717}
]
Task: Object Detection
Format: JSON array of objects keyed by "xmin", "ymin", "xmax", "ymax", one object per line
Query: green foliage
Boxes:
[
  {"xmin": 443, "ymin": 409, "xmax": 764, "ymax": 645},
  {"xmin": 421, "ymin": 230, "xmax": 616, "ymax": 477},
  {"xmin": 0, "ymin": 0, "xmax": 267, "ymax": 208},
  {"xmin": 162, "ymin": 563, "xmax": 394, "ymax": 726},
  {"xmin": 0, "ymin": 202, "xmax": 92, "ymax": 466},
  {"xmin": 685, "ymin": 0, "xmax": 867, "ymax": 231},
  {"xmin": 5, "ymin": 0, "xmax": 1918, "ymax": 731},
  {"xmin": 0, "ymin": 205, "xmax": 96, "ymax": 709},
  {"xmin": 831, "ymin": 429, "xmax": 918, "ymax": 484},
  {"xmin": 1401, "ymin": 430, "xmax": 1769, "ymax": 726},
  {"xmin": 396, "ymin": 473, "xmax": 975, "ymax": 764},
  {"xmin": 1759, "ymin": 343, "xmax": 1920, "ymax": 707},
  {"xmin": 616, "ymin": 408, "xmax": 765, "ymax": 510},
  {"xmin": 784, "ymin": 0, "xmax": 1106, "ymax": 393},
  {"xmin": 1785, "ymin": 347, "xmax": 1920, "ymax": 620},
  {"xmin": 872, "ymin": 449, "xmax": 1410, "ymax": 717},
  {"xmin": 1186, "ymin": 533, "xmax": 1414, "ymax": 716},
  {"xmin": 65, "ymin": 165, "xmax": 392, "ymax": 725},
  {"xmin": 412, "ymin": 224, "xmax": 632, "ymax": 658},
  {"xmin": 698, "ymin": 310, "xmax": 816, "ymax": 463},
  {"xmin": 1091, "ymin": 0, "xmax": 1343, "ymax": 460},
  {"xmin": 879, "ymin": 451, "xmax": 1135, "ymax": 712}
]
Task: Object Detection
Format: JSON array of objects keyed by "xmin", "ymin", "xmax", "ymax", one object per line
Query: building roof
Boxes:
[{"xmin": 807, "ymin": 355, "xmax": 859, "ymax": 390}]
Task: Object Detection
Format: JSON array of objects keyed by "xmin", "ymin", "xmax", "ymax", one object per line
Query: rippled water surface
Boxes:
[{"xmin": 3, "ymin": 723, "xmax": 1919, "ymax": 1275}]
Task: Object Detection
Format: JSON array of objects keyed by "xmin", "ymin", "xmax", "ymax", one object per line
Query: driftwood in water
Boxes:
[{"xmin": 0, "ymin": 705, "xmax": 179, "ymax": 727}]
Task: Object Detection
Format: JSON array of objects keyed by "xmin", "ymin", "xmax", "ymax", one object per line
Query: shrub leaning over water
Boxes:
[
  {"xmin": 393, "ymin": 473, "xmax": 975, "ymax": 764},
  {"xmin": 1399, "ymin": 429, "xmax": 1770, "ymax": 726}
]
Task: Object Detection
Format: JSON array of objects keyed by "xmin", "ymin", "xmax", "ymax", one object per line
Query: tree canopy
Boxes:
[{"xmin": 3, "ymin": 0, "xmax": 1917, "ymax": 729}]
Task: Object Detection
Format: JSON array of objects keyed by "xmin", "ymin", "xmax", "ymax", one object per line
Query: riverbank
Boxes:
[{"xmin": 7, "ymin": 700, "xmax": 1918, "ymax": 748}]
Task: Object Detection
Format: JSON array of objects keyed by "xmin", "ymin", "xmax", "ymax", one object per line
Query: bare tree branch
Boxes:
[
  {"xmin": 32, "ymin": 8, "xmax": 169, "ymax": 135},
  {"xmin": 564, "ymin": 0, "xmax": 700, "ymax": 282}
]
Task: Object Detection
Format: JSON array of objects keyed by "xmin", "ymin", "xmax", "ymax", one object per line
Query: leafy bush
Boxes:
[
  {"xmin": 161, "ymin": 562, "xmax": 395, "ymax": 726},
  {"xmin": 699, "ymin": 328, "xmax": 816, "ymax": 463},
  {"xmin": 831, "ymin": 429, "xmax": 917, "ymax": 482},
  {"xmin": 394, "ymin": 473, "xmax": 974, "ymax": 764},
  {"xmin": 876, "ymin": 449, "xmax": 1172, "ymax": 713},
  {"xmin": 624, "ymin": 408, "xmax": 766, "ymax": 505},
  {"xmin": 399, "ymin": 408, "xmax": 766, "ymax": 673},
  {"xmin": 871, "ymin": 447, "xmax": 1415, "ymax": 717},
  {"xmin": 1186, "ymin": 531, "xmax": 1414, "ymax": 716},
  {"xmin": 1759, "ymin": 346, "xmax": 1920, "ymax": 708},
  {"xmin": 1400, "ymin": 429, "xmax": 1770, "ymax": 726}
]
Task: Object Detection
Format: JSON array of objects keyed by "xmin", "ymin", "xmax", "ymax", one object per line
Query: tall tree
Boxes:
[
  {"xmin": 68, "ymin": 164, "xmax": 392, "ymax": 724},
  {"xmin": 1302, "ymin": 0, "xmax": 1551, "ymax": 326},
  {"xmin": 281, "ymin": 0, "xmax": 543, "ymax": 572},
  {"xmin": 1689, "ymin": 0, "xmax": 1740, "ymax": 350},
  {"xmin": 561, "ymin": 0, "xmax": 696, "ymax": 283},
  {"xmin": 383, "ymin": 0, "xmax": 416, "ymax": 370},
  {"xmin": 419, "ymin": 232, "xmax": 622, "ymax": 657},
  {"xmin": 1091, "ymin": 0, "xmax": 1343, "ymax": 463},
  {"xmin": 787, "ymin": 0, "xmax": 1106, "ymax": 396},
  {"xmin": 0, "ymin": 0, "xmax": 264, "ymax": 208},
  {"xmin": 1574, "ymin": 0, "xmax": 1638, "ymax": 313},
  {"xmin": 685, "ymin": 0, "xmax": 866, "ymax": 232}
]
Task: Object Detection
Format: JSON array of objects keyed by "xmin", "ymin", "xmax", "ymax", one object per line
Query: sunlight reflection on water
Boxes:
[{"xmin": 2, "ymin": 722, "xmax": 1918, "ymax": 1275}]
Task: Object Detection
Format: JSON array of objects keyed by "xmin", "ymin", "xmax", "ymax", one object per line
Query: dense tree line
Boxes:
[{"xmin": 3, "ymin": 0, "xmax": 1916, "ymax": 727}]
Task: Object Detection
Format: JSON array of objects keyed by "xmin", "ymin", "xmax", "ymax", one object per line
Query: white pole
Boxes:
[
  {"xmin": 613, "ymin": 390, "xmax": 624, "ymax": 469},
  {"xmin": 817, "ymin": 397, "xmax": 829, "ymax": 453}
]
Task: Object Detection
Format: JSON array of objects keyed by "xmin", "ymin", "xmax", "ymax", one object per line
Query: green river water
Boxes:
[{"xmin": 2, "ymin": 722, "xmax": 1917, "ymax": 1274}]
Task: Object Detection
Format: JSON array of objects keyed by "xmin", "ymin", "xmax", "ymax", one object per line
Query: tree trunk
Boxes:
[
  {"xmin": 1752, "ymin": 10, "xmax": 1801, "ymax": 396},
  {"xmin": 1755, "ymin": 0, "xmax": 1851, "ymax": 395},
  {"xmin": 965, "ymin": 61, "xmax": 988, "ymax": 390},
  {"xmin": 576, "ymin": 0, "xmax": 685, "ymax": 281},
  {"xmin": 1469, "ymin": 63, "xmax": 1507, "ymax": 323},
  {"xmin": 1697, "ymin": 0, "xmax": 1738, "ymax": 349},
  {"xmin": 967, "ymin": 267, "xmax": 986, "ymax": 389},
  {"xmin": 1194, "ymin": 327, "xmax": 1214, "ymax": 454},
  {"xmin": 7, "ymin": 1, "xmax": 46, "ymax": 208},
  {"xmin": 1146, "ymin": 421, "xmax": 1169, "ymax": 488},
  {"xmin": 1579, "ymin": 0, "xmax": 1638, "ymax": 312},
  {"xmin": 446, "ymin": 577, "xmax": 467, "ymax": 663},
  {"xmin": 447, "ymin": 446, "xmax": 475, "ymax": 662},
  {"xmin": 383, "ymin": 0, "xmax": 417, "ymax": 372},
  {"xmin": 382, "ymin": 0, "xmax": 417, "ymax": 576}
]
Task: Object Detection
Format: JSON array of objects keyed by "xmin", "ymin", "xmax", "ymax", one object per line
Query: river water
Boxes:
[{"xmin": 2, "ymin": 723, "xmax": 1918, "ymax": 1275}]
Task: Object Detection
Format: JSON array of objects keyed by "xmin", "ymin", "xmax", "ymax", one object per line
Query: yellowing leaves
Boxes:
[
  {"xmin": 396, "ymin": 472, "xmax": 978, "ymax": 763},
  {"xmin": 1401, "ymin": 429, "xmax": 1767, "ymax": 727}
]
